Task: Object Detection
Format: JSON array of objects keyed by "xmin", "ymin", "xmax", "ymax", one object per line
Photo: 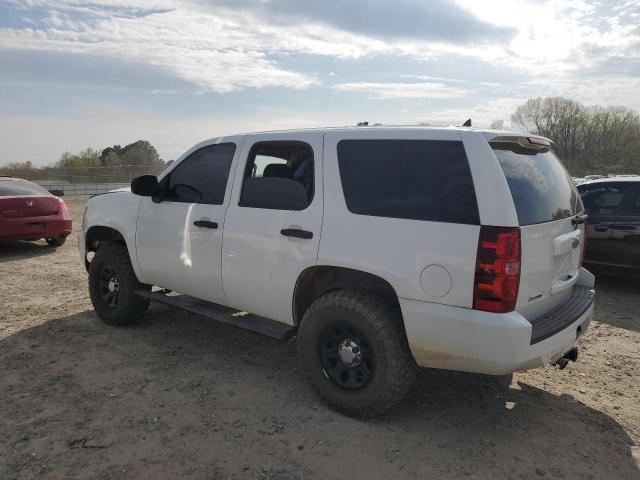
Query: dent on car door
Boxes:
[
  {"xmin": 610, "ymin": 186, "xmax": 640, "ymax": 269},
  {"xmin": 579, "ymin": 183, "xmax": 627, "ymax": 265}
]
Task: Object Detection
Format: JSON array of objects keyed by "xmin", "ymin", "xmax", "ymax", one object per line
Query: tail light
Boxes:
[
  {"xmin": 57, "ymin": 198, "xmax": 71, "ymax": 220},
  {"xmin": 473, "ymin": 226, "xmax": 521, "ymax": 313}
]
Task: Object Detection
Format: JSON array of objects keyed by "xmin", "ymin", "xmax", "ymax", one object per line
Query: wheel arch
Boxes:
[
  {"xmin": 292, "ymin": 265, "xmax": 402, "ymax": 326},
  {"xmin": 84, "ymin": 225, "xmax": 128, "ymax": 271}
]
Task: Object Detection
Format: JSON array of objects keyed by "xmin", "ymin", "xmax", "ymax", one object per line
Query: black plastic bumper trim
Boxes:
[{"xmin": 529, "ymin": 286, "xmax": 595, "ymax": 345}]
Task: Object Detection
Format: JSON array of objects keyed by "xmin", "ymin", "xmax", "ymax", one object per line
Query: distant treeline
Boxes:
[
  {"xmin": 494, "ymin": 97, "xmax": 640, "ymax": 176},
  {"xmin": 0, "ymin": 140, "xmax": 167, "ymax": 183}
]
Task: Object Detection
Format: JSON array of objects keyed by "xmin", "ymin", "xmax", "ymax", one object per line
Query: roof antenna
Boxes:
[{"xmin": 462, "ymin": 119, "xmax": 472, "ymax": 127}]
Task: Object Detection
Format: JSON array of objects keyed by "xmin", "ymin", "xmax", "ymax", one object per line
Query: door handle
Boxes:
[
  {"xmin": 281, "ymin": 228, "xmax": 313, "ymax": 239},
  {"xmin": 612, "ymin": 224, "xmax": 636, "ymax": 231},
  {"xmin": 593, "ymin": 226, "xmax": 609, "ymax": 232},
  {"xmin": 571, "ymin": 214, "xmax": 587, "ymax": 226},
  {"xmin": 193, "ymin": 220, "xmax": 218, "ymax": 229}
]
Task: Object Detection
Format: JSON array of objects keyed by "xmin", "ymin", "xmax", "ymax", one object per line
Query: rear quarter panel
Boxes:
[
  {"xmin": 319, "ymin": 129, "xmax": 492, "ymax": 307},
  {"xmin": 460, "ymin": 131, "xmax": 518, "ymax": 227}
]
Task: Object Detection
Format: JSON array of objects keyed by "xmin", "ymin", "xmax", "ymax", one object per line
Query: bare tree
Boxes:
[{"xmin": 511, "ymin": 97, "xmax": 640, "ymax": 175}]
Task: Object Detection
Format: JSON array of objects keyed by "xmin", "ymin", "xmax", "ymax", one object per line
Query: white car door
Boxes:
[
  {"xmin": 222, "ymin": 132, "xmax": 323, "ymax": 324},
  {"xmin": 136, "ymin": 138, "xmax": 244, "ymax": 304}
]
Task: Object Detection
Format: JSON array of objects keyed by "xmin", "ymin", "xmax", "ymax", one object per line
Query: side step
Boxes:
[{"xmin": 135, "ymin": 289, "xmax": 296, "ymax": 341}]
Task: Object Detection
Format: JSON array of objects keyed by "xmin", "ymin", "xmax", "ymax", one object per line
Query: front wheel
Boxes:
[
  {"xmin": 88, "ymin": 242, "xmax": 150, "ymax": 325},
  {"xmin": 297, "ymin": 289, "xmax": 416, "ymax": 418}
]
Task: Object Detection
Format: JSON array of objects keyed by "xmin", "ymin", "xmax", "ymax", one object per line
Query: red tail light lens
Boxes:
[
  {"xmin": 58, "ymin": 198, "xmax": 71, "ymax": 219},
  {"xmin": 473, "ymin": 226, "xmax": 521, "ymax": 313}
]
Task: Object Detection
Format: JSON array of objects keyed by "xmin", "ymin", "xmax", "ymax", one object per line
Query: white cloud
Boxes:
[
  {"xmin": 0, "ymin": 7, "xmax": 324, "ymax": 92},
  {"xmin": 2, "ymin": 0, "xmax": 639, "ymax": 99},
  {"xmin": 0, "ymin": 0, "xmax": 397, "ymax": 93},
  {"xmin": 334, "ymin": 81, "xmax": 469, "ymax": 99}
]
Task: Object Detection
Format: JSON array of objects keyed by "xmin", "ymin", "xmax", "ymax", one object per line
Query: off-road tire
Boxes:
[
  {"xmin": 297, "ymin": 289, "xmax": 416, "ymax": 418},
  {"xmin": 89, "ymin": 242, "xmax": 150, "ymax": 326},
  {"xmin": 46, "ymin": 235, "xmax": 67, "ymax": 247}
]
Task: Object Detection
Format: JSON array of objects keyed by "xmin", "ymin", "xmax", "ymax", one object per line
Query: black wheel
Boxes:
[
  {"xmin": 88, "ymin": 242, "xmax": 150, "ymax": 325},
  {"xmin": 46, "ymin": 235, "xmax": 66, "ymax": 247},
  {"xmin": 297, "ymin": 289, "xmax": 416, "ymax": 418}
]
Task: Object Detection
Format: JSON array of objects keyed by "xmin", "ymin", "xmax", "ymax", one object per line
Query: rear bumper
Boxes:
[
  {"xmin": 401, "ymin": 267, "xmax": 595, "ymax": 375},
  {"xmin": 0, "ymin": 217, "xmax": 72, "ymax": 241}
]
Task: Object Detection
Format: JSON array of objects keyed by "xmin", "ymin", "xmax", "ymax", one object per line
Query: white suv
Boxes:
[{"xmin": 79, "ymin": 126, "xmax": 595, "ymax": 417}]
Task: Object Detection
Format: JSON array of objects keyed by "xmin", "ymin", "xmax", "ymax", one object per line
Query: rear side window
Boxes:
[
  {"xmin": 239, "ymin": 141, "xmax": 314, "ymax": 211},
  {"xmin": 0, "ymin": 179, "xmax": 49, "ymax": 196},
  {"xmin": 337, "ymin": 139, "xmax": 479, "ymax": 225},
  {"xmin": 162, "ymin": 143, "xmax": 235, "ymax": 204},
  {"xmin": 491, "ymin": 142, "xmax": 582, "ymax": 226},
  {"xmin": 627, "ymin": 188, "xmax": 640, "ymax": 216},
  {"xmin": 578, "ymin": 183, "xmax": 631, "ymax": 216}
]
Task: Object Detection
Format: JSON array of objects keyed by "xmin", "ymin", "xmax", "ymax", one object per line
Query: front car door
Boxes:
[
  {"xmin": 610, "ymin": 184, "xmax": 640, "ymax": 270},
  {"xmin": 136, "ymin": 137, "xmax": 245, "ymax": 304},
  {"xmin": 222, "ymin": 132, "xmax": 323, "ymax": 324}
]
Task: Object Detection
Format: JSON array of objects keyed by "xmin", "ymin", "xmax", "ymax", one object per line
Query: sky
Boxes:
[{"xmin": 0, "ymin": 0, "xmax": 639, "ymax": 165}]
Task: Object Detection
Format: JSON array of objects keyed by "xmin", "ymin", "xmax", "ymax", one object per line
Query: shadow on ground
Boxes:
[
  {"xmin": 1, "ymin": 307, "xmax": 637, "ymax": 479},
  {"xmin": 592, "ymin": 272, "xmax": 640, "ymax": 333},
  {"xmin": 0, "ymin": 240, "xmax": 57, "ymax": 261}
]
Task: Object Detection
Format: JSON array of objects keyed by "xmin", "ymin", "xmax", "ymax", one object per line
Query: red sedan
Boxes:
[{"xmin": 0, "ymin": 177, "xmax": 72, "ymax": 246}]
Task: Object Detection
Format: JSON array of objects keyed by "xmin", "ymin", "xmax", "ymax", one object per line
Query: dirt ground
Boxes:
[{"xmin": 1, "ymin": 196, "xmax": 639, "ymax": 480}]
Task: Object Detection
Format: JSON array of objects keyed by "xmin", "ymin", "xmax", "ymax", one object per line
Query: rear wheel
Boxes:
[
  {"xmin": 89, "ymin": 242, "xmax": 150, "ymax": 325},
  {"xmin": 297, "ymin": 289, "xmax": 415, "ymax": 418},
  {"xmin": 46, "ymin": 235, "xmax": 66, "ymax": 247}
]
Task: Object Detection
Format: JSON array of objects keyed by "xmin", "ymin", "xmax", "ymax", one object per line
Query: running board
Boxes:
[{"xmin": 135, "ymin": 290, "xmax": 296, "ymax": 341}]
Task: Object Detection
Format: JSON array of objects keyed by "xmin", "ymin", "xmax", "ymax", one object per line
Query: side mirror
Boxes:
[
  {"xmin": 131, "ymin": 175, "xmax": 158, "ymax": 196},
  {"xmin": 49, "ymin": 189, "xmax": 64, "ymax": 197}
]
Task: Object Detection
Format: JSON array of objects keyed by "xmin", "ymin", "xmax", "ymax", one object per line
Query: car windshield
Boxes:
[{"xmin": 0, "ymin": 179, "xmax": 50, "ymax": 196}]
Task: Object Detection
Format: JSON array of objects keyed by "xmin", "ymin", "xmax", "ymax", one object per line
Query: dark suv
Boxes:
[{"xmin": 578, "ymin": 177, "xmax": 640, "ymax": 273}]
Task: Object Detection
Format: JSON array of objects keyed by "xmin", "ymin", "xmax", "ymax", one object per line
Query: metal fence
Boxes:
[
  {"xmin": 2, "ymin": 164, "xmax": 166, "ymax": 196},
  {"xmin": 33, "ymin": 181, "xmax": 130, "ymax": 196}
]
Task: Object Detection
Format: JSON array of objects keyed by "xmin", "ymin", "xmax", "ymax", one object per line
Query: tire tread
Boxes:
[
  {"xmin": 88, "ymin": 242, "xmax": 150, "ymax": 325},
  {"xmin": 298, "ymin": 289, "xmax": 415, "ymax": 418}
]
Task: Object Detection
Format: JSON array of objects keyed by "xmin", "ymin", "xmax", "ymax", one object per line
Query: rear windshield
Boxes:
[
  {"xmin": 337, "ymin": 139, "xmax": 479, "ymax": 225},
  {"xmin": 491, "ymin": 142, "xmax": 583, "ymax": 226},
  {"xmin": 0, "ymin": 179, "xmax": 49, "ymax": 197}
]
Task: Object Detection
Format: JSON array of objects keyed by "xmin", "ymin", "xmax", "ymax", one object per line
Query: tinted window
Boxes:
[
  {"xmin": 578, "ymin": 183, "xmax": 630, "ymax": 216},
  {"xmin": 239, "ymin": 141, "xmax": 314, "ymax": 210},
  {"xmin": 163, "ymin": 143, "xmax": 235, "ymax": 204},
  {"xmin": 0, "ymin": 179, "xmax": 49, "ymax": 196},
  {"xmin": 628, "ymin": 188, "xmax": 640, "ymax": 216},
  {"xmin": 337, "ymin": 140, "xmax": 479, "ymax": 225},
  {"xmin": 492, "ymin": 143, "xmax": 582, "ymax": 225}
]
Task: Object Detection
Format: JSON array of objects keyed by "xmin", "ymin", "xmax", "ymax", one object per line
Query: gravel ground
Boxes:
[{"xmin": 1, "ymin": 196, "xmax": 639, "ymax": 480}]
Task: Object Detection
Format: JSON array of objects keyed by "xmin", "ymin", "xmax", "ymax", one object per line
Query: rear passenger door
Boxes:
[
  {"xmin": 221, "ymin": 132, "xmax": 323, "ymax": 324},
  {"xmin": 610, "ymin": 185, "xmax": 640, "ymax": 269}
]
